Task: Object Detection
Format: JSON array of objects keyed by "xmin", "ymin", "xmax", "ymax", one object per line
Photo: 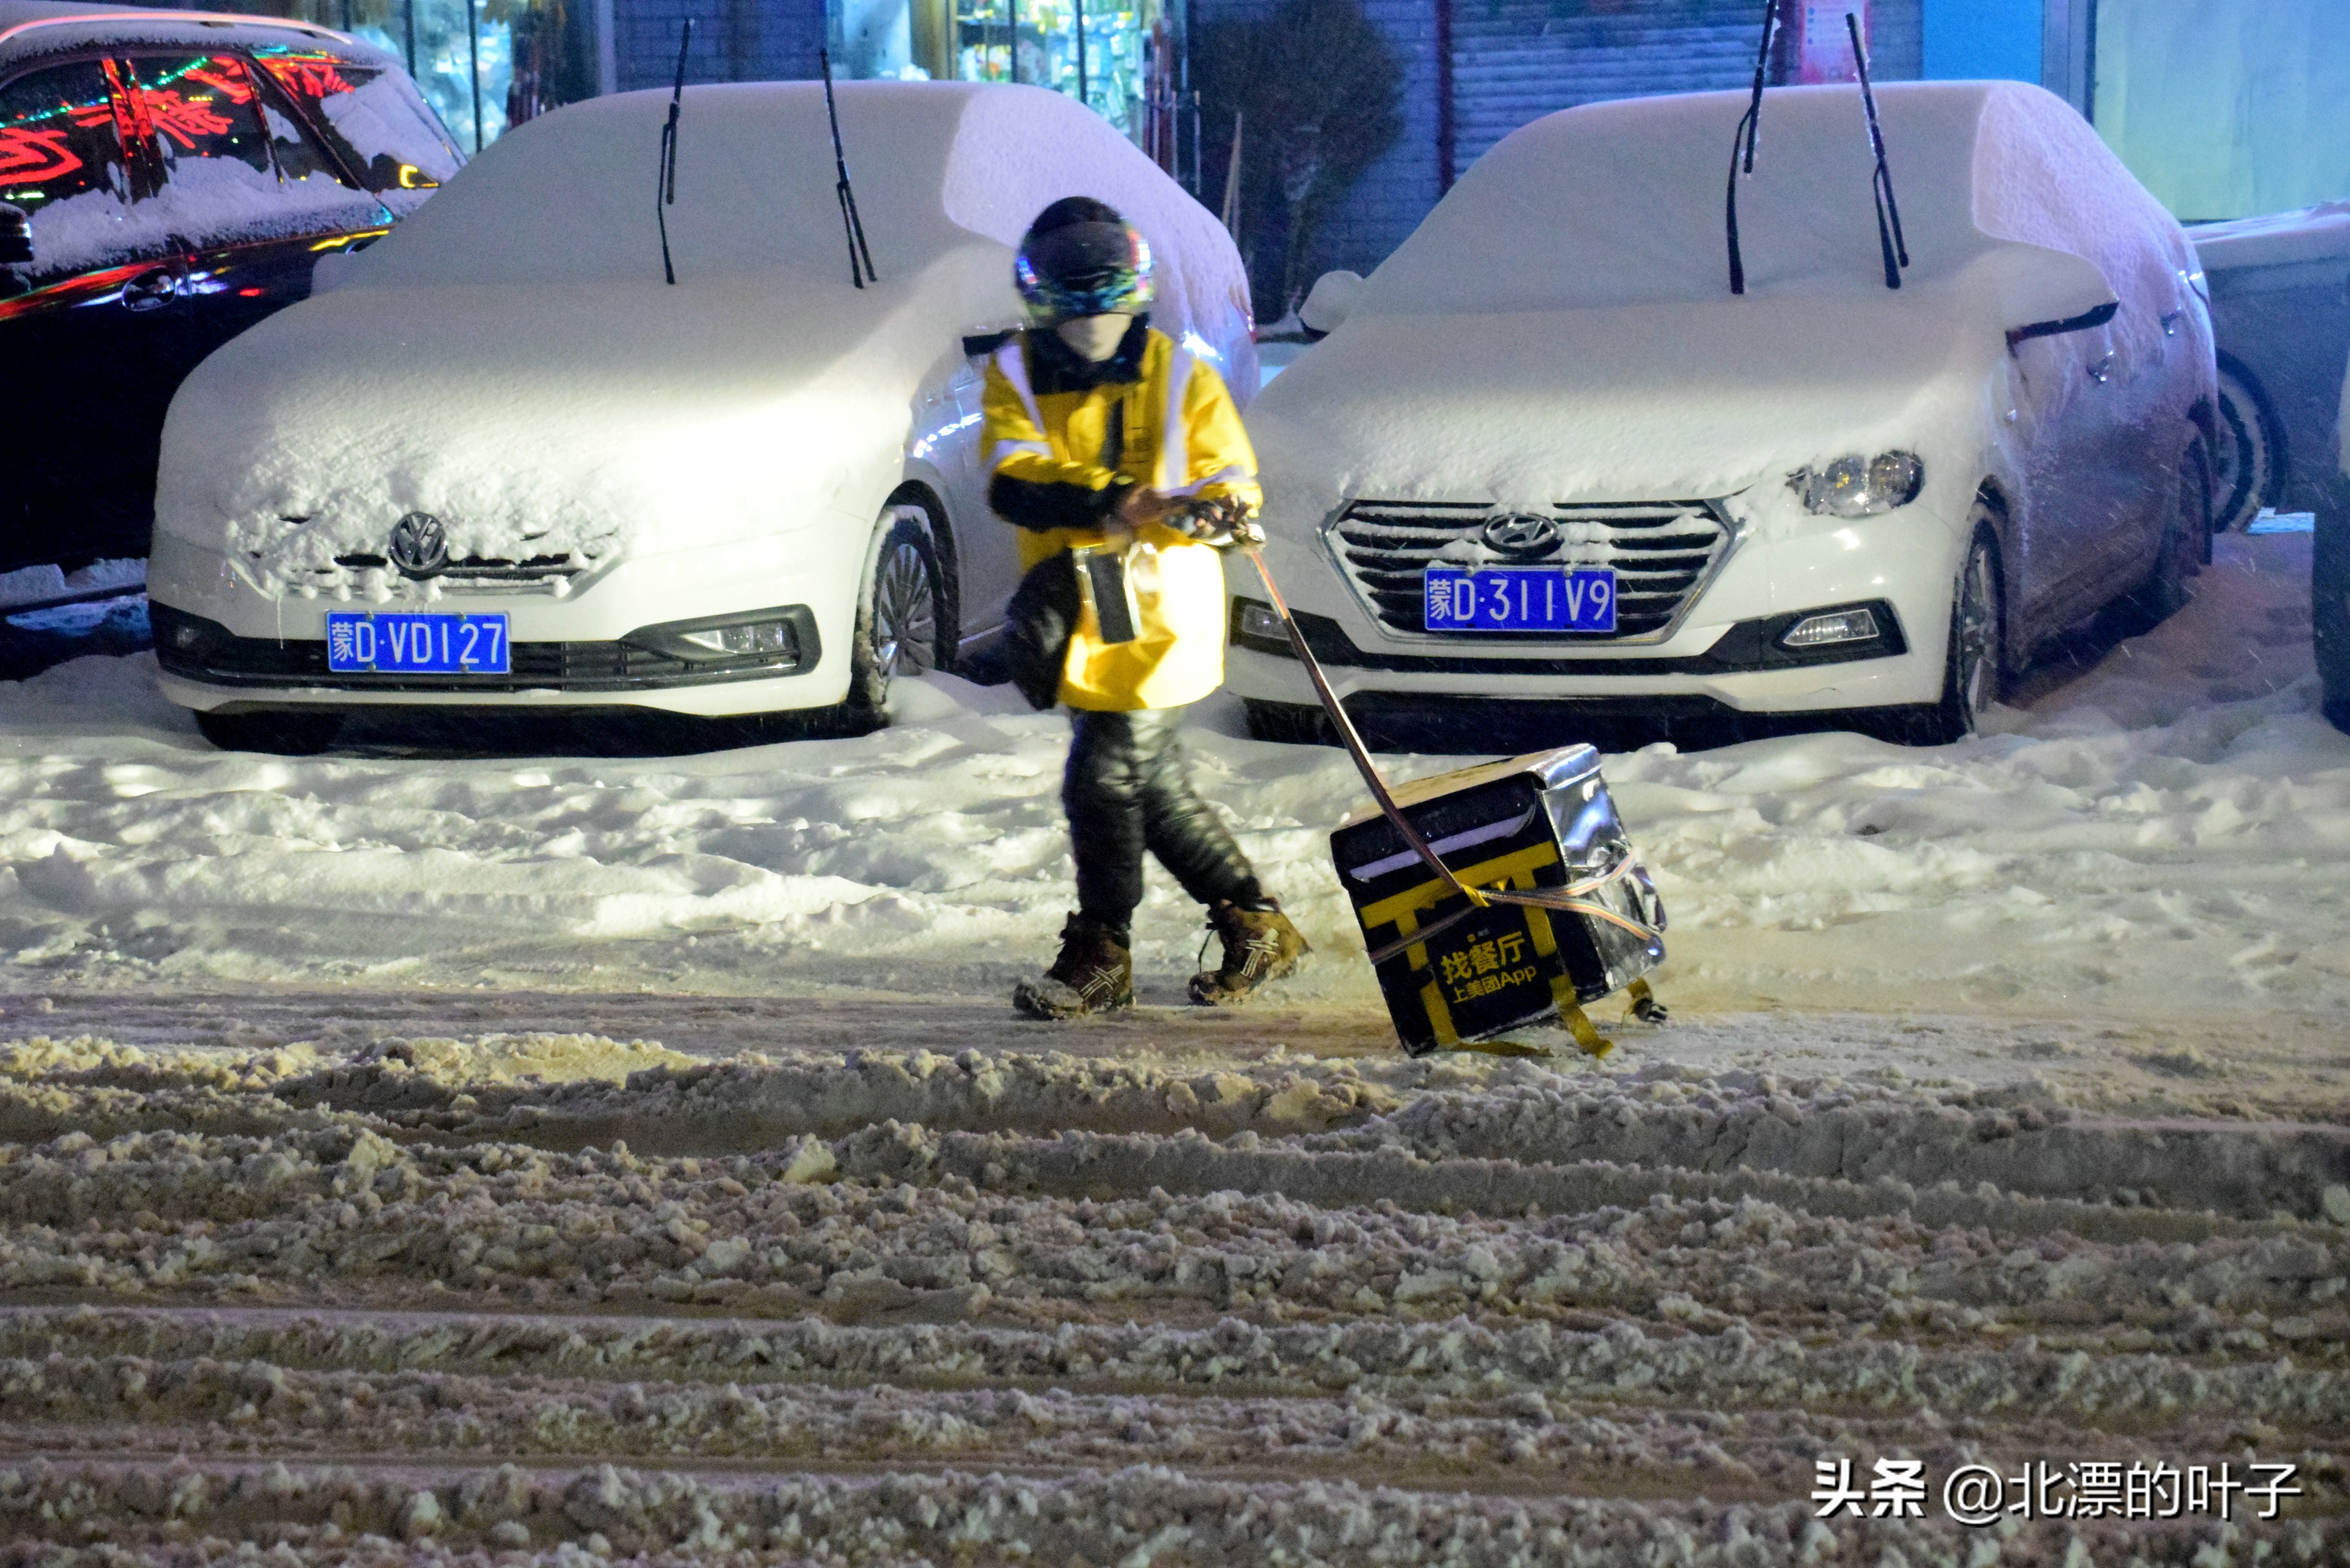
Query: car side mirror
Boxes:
[
  {"xmin": 0, "ymin": 204, "xmax": 31, "ymax": 267},
  {"xmin": 2005, "ymin": 298, "xmax": 2118, "ymax": 353},
  {"xmin": 1298, "ymin": 270, "xmax": 1365, "ymax": 337}
]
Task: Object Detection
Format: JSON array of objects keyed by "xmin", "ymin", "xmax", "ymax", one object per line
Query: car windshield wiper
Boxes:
[
  {"xmin": 821, "ymin": 50, "xmax": 878, "ymax": 289},
  {"xmin": 1725, "ymin": 0, "xmax": 1778, "ymax": 295},
  {"xmin": 1847, "ymin": 10, "xmax": 1908, "ymax": 290},
  {"xmin": 656, "ymin": 20, "xmax": 689, "ymax": 286}
]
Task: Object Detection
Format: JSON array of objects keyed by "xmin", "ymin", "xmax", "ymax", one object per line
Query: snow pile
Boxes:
[
  {"xmin": 0, "ymin": 556, "xmax": 140, "ymax": 614},
  {"xmin": 158, "ymin": 81, "xmax": 1254, "ymax": 592},
  {"xmin": 26, "ymin": 171, "xmax": 381, "ymax": 285}
]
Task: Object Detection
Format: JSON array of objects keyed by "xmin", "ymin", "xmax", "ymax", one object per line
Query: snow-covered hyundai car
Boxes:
[
  {"xmin": 1229, "ymin": 82, "xmax": 2216, "ymax": 745},
  {"xmin": 146, "ymin": 80, "xmax": 1253, "ymax": 752}
]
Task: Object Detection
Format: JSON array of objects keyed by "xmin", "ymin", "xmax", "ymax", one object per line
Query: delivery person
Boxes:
[{"xmin": 984, "ymin": 196, "xmax": 1308, "ymax": 1020}]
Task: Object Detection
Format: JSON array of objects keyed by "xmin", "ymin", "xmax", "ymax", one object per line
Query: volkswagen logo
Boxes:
[
  {"xmin": 1479, "ymin": 513, "xmax": 1560, "ymax": 558},
  {"xmin": 387, "ymin": 512, "xmax": 450, "ymax": 578}
]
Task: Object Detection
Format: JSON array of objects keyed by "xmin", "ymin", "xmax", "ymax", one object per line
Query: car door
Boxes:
[
  {"xmin": 944, "ymin": 337, "xmax": 1022, "ymax": 629},
  {"xmin": 2077, "ymin": 300, "xmax": 2179, "ymax": 598},
  {"xmin": 0, "ymin": 55, "xmax": 190, "ymax": 569},
  {"xmin": 2006, "ymin": 310, "xmax": 2128, "ymax": 631},
  {"xmin": 120, "ymin": 51, "xmax": 390, "ymax": 396}
]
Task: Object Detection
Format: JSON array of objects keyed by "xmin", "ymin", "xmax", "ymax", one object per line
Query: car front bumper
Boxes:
[
  {"xmin": 146, "ymin": 527, "xmax": 862, "ymax": 717},
  {"xmin": 1225, "ymin": 491, "xmax": 1966, "ymax": 718}
]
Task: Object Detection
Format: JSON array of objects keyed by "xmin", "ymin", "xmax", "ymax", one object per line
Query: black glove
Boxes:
[{"xmin": 1166, "ymin": 497, "xmax": 1263, "ymax": 550}]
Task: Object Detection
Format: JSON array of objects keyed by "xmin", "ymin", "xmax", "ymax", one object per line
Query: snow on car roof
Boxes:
[
  {"xmin": 1364, "ymin": 79, "xmax": 2185, "ymax": 318},
  {"xmin": 0, "ymin": 1, "xmax": 386, "ymax": 66},
  {"xmin": 345, "ymin": 80, "xmax": 1247, "ymax": 346},
  {"xmin": 2190, "ymin": 201, "xmax": 2350, "ymax": 273}
]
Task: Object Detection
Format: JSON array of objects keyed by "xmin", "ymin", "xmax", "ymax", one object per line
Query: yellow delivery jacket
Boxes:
[{"xmin": 982, "ymin": 326, "xmax": 1262, "ymax": 711}]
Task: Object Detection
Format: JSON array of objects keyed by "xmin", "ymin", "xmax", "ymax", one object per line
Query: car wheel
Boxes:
[
  {"xmin": 846, "ymin": 506, "xmax": 951, "ymax": 721},
  {"xmin": 1906, "ymin": 520, "xmax": 2002, "ymax": 745},
  {"xmin": 2212, "ymin": 357, "xmax": 2282, "ymax": 535},
  {"xmin": 193, "ymin": 709, "xmax": 342, "ymax": 755},
  {"xmin": 1243, "ymin": 698, "xmax": 1330, "ymax": 744},
  {"xmin": 2122, "ymin": 442, "xmax": 2209, "ymax": 627},
  {"xmin": 2316, "ymin": 477, "xmax": 2350, "ymax": 733}
]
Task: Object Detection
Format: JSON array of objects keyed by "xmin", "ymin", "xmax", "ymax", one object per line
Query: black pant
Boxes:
[{"xmin": 1065, "ymin": 707, "xmax": 1261, "ymax": 944}]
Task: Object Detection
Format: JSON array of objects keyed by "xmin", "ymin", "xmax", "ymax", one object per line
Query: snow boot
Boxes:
[
  {"xmin": 1013, "ymin": 913, "xmax": 1134, "ymax": 1019},
  {"xmin": 1188, "ymin": 900, "xmax": 1309, "ymax": 1006}
]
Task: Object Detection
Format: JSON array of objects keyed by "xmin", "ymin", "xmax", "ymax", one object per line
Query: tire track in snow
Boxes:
[{"xmin": 0, "ymin": 1032, "xmax": 2341, "ymax": 1564}]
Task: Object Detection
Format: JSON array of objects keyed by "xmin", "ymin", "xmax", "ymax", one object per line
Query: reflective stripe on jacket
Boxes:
[{"xmin": 982, "ymin": 325, "xmax": 1261, "ymax": 712}]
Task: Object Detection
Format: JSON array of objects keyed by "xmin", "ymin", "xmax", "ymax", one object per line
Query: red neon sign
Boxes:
[
  {"xmin": 259, "ymin": 59, "xmax": 355, "ymax": 100},
  {"xmin": 184, "ymin": 62, "xmax": 257, "ymax": 106},
  {"xmin": 0, "ymin": 125, "xmax": 80, "ymax": 185},
  {"xmin": 133, "ymin": 88, "xmax": 234, "ymax": 153}
]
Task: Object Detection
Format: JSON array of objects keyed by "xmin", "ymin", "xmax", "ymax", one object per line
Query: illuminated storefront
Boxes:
[
  {"xmin": 175, "ymin": 0, "xmax": 593, "ymax": 153},
  {"xmin": 833, "ymin": 0, "xmax": 1174, "ymax": 145}
]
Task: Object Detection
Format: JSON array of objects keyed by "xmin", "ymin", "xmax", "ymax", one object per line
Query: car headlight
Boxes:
[
  {"xmin": 679, "ymin": 621, "xmax": 793, "ymax": 656},
  {"xmin": 1793, "ymin": 452, "xmax": 1924, "ymax": 517},
  {"xmin": 623, "ymin": 606, "xmax": 819, "ymax": 668}
]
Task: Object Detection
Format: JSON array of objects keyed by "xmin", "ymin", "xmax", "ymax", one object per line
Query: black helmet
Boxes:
[{"xmin": 1013, "ymin": 197, "xmax": 1155, "ymax": 326}]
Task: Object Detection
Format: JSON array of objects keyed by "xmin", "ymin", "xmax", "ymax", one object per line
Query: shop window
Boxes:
[{"xmin": 837, "ymin": 0, "xmax": 1167, "ymax": 143}]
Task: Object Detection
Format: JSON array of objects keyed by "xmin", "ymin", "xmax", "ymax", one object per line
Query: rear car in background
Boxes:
[
  {"xmin": 2317, "ymin": 340, "xmax": 2350, "ymax": 733},
  {"xmin": 1231, "ymin": 82, "xmax": 2216, "ymax": 747},
  {"xmin": 144, "ymin": 81, "xmax": 1255, "ymax": 753},
  {"xmin": 0, "ymin": 0, "xmax": 458, "ymax": 579},
  {"xmin": 2186, "ymin": 204, "xmax": 2350, "ymax": 536}
]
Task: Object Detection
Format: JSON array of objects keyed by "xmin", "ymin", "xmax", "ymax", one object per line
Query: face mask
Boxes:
[{"xmin": 1054, "ymin": 314, "xmax": 1132, "ymax": 363}]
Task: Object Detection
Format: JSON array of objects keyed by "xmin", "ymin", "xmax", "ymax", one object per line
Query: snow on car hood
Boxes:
[
  {"xmin": 156, "ymin": 80, "xmax": 1255, "ymax": 590},
  {"xmin": 1250, "ymin": 279, "xmax": 2000, "ymax": 509},
  {"xmin": 158, "ymin": 253, "xmax": 997, "ymax": 591}
]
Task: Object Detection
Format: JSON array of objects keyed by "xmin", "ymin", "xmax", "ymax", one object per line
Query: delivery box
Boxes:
[{"xmin": 1330, "ymin": 744, "xmax": 1665, "ymax": 1056}]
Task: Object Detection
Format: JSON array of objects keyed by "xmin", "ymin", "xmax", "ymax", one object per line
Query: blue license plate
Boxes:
[
  {"xmin": 326, "ymin": 612, "xmax": 510, "ymax": 674},
  {"xmin": 1424, "ymin": 567, "xmax": 1616, "ymax": 633}
]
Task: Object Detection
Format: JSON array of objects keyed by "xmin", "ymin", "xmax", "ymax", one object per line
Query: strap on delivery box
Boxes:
[{"xmin": 1241, "ymin": 548, "xmax": 1669, "ymax": 1050}]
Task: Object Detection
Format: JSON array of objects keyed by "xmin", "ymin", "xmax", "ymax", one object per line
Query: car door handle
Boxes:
[
  {"xmin": 121, "ymin": 266, "xmax": 180, "ymax": 311},
  {"xmin": 2086, "ymin": 353, "xmax": 2114, "ymax": 385}
]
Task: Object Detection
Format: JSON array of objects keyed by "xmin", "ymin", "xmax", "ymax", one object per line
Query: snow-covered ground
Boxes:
[
  {"xmin": 0, "ymin": 534, "xmax": 2341, "ymax": 1565},
  {"xmin": 4, "ymin": 535, "xmax": 2341, "ymax": 1034}
]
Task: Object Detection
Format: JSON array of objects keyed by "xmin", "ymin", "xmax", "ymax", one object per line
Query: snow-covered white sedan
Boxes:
[
  {"xmin": 146, "ymin": 80, "xmax": 1254, "ymax": 752},
  {"xmin": 1229, "ymin": 81, "xmax": 2216, "ymax": 745}
]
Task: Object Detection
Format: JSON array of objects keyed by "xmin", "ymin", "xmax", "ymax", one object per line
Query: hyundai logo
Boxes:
[
  {"xmin": 387, "ymin": 512, "xmax": 450, "ymax": 578},
  {"xmin": 1479, "ymin": 513, "xmax": 1560, "ymax": 557}
]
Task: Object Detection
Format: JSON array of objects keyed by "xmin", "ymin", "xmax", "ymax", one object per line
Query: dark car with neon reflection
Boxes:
[{"xmin": 0, "ymin": 0, "xmax": 459, "ymax": 574}]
